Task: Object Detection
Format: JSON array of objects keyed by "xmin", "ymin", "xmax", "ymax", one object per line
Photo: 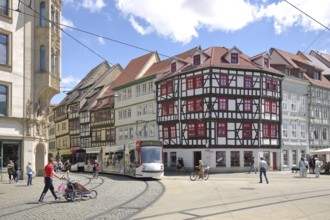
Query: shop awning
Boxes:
[
  {"xmin": 310, "ymin": 148, "xmax": 330, "ymax": 154},
  {"xmin": 85, "ymin": 147, "xmax": 102, "ymax": 154},
  {"xmin": 61, "ymin": 149, "xmax": 72, "ymax": 155}
]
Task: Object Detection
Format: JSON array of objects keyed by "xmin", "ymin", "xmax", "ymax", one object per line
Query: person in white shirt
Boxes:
[
  {"xmin": 314, "ymin": 157, "xmax": 321, "ymax": 178},
  {"xmin": 259, "ymin": 157, "xmax": 269, "ymax": 184}
]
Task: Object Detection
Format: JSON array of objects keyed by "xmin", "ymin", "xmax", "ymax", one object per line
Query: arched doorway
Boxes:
[{"xmin": 35, "ymin": 143, "xmax": 46, "ymax": 176}]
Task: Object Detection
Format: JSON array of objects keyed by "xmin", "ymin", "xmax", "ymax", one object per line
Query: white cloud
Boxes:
[
  {"xmin": 82, "ymin": 0, "xmax": 106, "ymax": 13},
  {"xmin": 98, "ymin": 36, "xmax": 105, "ymax": 45},
  {"xmin": 115, "ymin": 0, "xmax": 330, "ymax": 44},
  {"xmin": 115, "ymin": 0, "xmax": 259, "ymax": 44},
  {"xmin": 61, "ymin": 16, "xmax": 75, "ymax": 30},
  {"xmin": 62, "ymin": 0, "xmax": 106, "ymax": 13},
  {"xmin": 258, "ymin": 0, "xmax": 330, "ymax": 34},
  {"xmin": 61, "ymin": 75, "xmax": 81, "ymax": 87}
]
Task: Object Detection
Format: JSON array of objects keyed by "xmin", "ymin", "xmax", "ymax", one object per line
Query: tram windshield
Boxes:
[{"xmin": 141, "ymin": 147, "xmax": 162, "ymax": 163}]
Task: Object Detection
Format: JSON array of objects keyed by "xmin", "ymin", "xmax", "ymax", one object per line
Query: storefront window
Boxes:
[
  {"xmin": 216, "ymin": 151, "xmax": 226, "ymax": 167},
  {"xmin": 244, "ymin": 151, "xmax": 253, "ymax": 167},
  {"xmin": 170, "ymin": 152, "xmax": 176, "ymax": 167},
  {"xmin": 231, "ymin": 151, "xmax": 240, "ymax": 167}
]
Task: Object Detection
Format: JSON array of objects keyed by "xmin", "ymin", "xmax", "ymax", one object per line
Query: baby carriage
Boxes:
[{"xmin": 58, "ymin": 177, "xmax": 97, "ymax": 201}]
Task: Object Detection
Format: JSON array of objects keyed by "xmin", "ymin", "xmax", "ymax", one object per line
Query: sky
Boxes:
[{"xmin": 51, "ymin": 0, "xmax": 330, "ymax": 104}]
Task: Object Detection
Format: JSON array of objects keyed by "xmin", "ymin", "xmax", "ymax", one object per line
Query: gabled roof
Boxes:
[
  {"xmin": 111, "ymin": 52, "xmax": 158, "ymax": 89},
  {"xmin": 270, "ymin": 48, "xmax": 311, "ymax": 69},
  {"xmin": 298, "ymin": 52, "xmax": 330, "ymax": 76},
  {"xmin": 156, "ymin": 46, "xmax": 283, "ymax": 82},
  {"xmin": 304, "ymin": 73, "xmax": 330, "ymax": 89}
]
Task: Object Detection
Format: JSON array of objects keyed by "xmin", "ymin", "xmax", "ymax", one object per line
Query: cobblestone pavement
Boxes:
[{"xmin": 0, "ymin": 173, "xmax": 164, "ymax": 220}]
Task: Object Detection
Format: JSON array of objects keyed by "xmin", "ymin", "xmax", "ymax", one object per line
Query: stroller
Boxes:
[{"xmin": 58, "ymin": 177, "xmax": 97, "ymax": 201}]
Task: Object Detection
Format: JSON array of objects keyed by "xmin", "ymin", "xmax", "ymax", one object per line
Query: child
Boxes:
[
  {"xmin": 93, "ymin": 160, "xmax": 100, "ymax": 179},
  {"xmin": 26, "ymin": 162, "xmax": 34, "ymax": 186}
]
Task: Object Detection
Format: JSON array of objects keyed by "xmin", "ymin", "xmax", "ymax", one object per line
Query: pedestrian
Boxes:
[
  {"xmin": 314, "ymin": 157, "xmax": 321, "ymax": 178},
  {"xmin": 64, "ymin": 160, "xmax": 71, "ymax": 178},
  {"xmin": 259, "ymin": 157, "xmax": 269, "ymax": 184},
  {"xmin": 7, "ymin": 160, "xmax": 15, "ymax": 183},
  {"xmin": 299, "ymin": 158, "xmax": 307, "ymax": 178},
  {"xmin": 13, "ymin": 160, "xmax": 19, "ymax": 183},
  {"xmin": 248, "ymin": 157, "xmax": 257, "ymax": 174},
  {"xmin": 57, "ymin": 160, "xmax": 63, "ymax": 174},
  {"xmin": 93, "ymin": 160, "xmax": 100, "ymax": 179},
  {"xmin": 197, "ymin": 160, "xmax": 204, "ymax": 180},
  {"xmin": 26, "ymin": 162, "xmax": 34, "ymax": 186},
  {"xmin": 38, "ymin": 157, "xmax": 61, "ymax": 203},
  {"xmin": 309, "ymin": 158, "xmax": 315, "ymax": 174}
]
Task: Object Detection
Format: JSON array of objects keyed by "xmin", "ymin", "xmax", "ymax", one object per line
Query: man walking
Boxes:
[
  {"xmin": 315, "ymin": 157, "xmax": 321, "ymax": 178},
  {"xmin": 259, "ymin": 157, "xmax": 269, "ymax": 184},
  {"xmin": 248, "ymin": 157, "xmax": 256, "ymax": 174},
  {"xmin": 38, "ymin": 157, "xmax": 61, "ymax": 203}
]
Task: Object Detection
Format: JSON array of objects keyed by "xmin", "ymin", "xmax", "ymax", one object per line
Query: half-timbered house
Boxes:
[{"xmin": 156, "ymin": 46, "xmax": 284, "ymax": 171}]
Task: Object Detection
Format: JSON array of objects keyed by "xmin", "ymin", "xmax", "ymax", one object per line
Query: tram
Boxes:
[{"xmin": 71, "ymin": 140, "xmax": 164, "ymax": 179}]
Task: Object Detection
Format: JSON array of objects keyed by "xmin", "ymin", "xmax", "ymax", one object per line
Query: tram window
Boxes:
[
  {"xmin": 142, "ymin": 147, "xmax": 162, "ymax": 163},
  {"xmin": 136, "ymin": 150, "xmax": 141, "ymax": 165},
  {"xmin": 129, "ymin": 150, "xmax": 135, "ymax": 164}
]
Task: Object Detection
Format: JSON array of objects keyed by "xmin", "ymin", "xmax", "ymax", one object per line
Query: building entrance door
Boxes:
[
  {"xmin": 272, "ymin": 153, "xmax": 277, "ymax": 170},
  {"xmin": 0, "ymin": 142, "xmax": 20, "ymax": 172},
  {"xmin": 193, "ymin": 151, "xmax": 201, "ymax": 167}
]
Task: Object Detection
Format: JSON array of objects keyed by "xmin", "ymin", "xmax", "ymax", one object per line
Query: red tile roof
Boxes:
[{"xmin": 111, "ymin": 52, "xmax": 157, "ymax": 89}]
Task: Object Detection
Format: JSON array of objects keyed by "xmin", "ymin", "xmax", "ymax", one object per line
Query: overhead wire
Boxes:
[{"xmin": 283, "ymin": 0, "xmax": 330, "ymax": 53}]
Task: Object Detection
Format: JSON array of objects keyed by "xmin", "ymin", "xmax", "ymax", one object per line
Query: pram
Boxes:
[{"xmin": 58, "ymin": 177, "xmax": 97, "ymax": 201}]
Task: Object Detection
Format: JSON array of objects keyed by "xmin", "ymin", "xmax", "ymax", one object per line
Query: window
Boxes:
[
  {"xmin": 291, "ymin": 96, "xmax": 296, "ymax": 111},
  {"xmin": 219, "ymin": 74, "xmax": 228, "ymax": 87},
  {"xmin": 160, "ymin": 81, "xmax": 173, "ymax": 95},
  {"xmin": 187, "ymin": 122, "xmax": 206, "ymax": 138},
  {"xmin": 313, "ymin": 72, "xmax": 319, "ymax": 80},
  {"xmin": 149, "ymin": 123, "xmax": 155, "ymax": 137},
  {"xmin": 231, "ymin": 151, "xmax": 240, "ymax": 166},
  {"xmin": 265, "ymin": 79, "xmax": 278, "ymax": 91},
  {"xmin": 186, "ymin": 98, "xmax": 203, "ymax": 113},
  {"xmin": 263, "ymin": 124, "xmax": 277, "ymax": 138},
  {"xmin": 244, "ymin": 99, "xmax": 252, "ymax": 112},
  {"xmin": 171, "ymin": 62, "xmax": 176, "ymax": 73},
  {"xmin": 0, "ymin": 33, "xmax": 9, "ymax": 65},
  {"xmin": 282, "ymin": 93, "xmax": 288, "ymax": 110},
  {"xmin": 40, "ymin": 2, "xmax": 46, "ymax": 26},
  {"xmin": 187, "ymin": 75, "xmax": 203, "ymax": 90},
  {"xmin": 244, "ymin": 77, "xmax": 253, "ymax": 88},
  {"xmin": 300, "ymin": 124, "xmax": 306, "ymax": 139},
  {"xmin": 0, "ymin": 0, "xmax": 8, "ymax": 15},
  {"xmin": 217, "ymin": 122, "xmax": 227, "ymax": 137},
  {"xmin": 0, "ymin": 85, "xmax": 8, "ymax": 116},
  {"xmin": 291, "ymin": 124, "xmax": 297, "ymax": 138},
  {"xmin": 322, "ymin": 127, "xmax": 328, "ymax": 140},
  {"xmin": 244, "ymin": 151, "xmax": 253, "ymax": 167},
  {"xmin": 231, "ymin": 53, "xmax": 238, "ymax": 64},
  {"xmin": 40, "ymin": 45, "xmax": 46, "ymax": 72},
  {"xmin": 170, "ymin": 152, "xmax": 176, "ymax": 167},
  {"xmin": 265, "ymin": 100, "xmax": 277, "ymax": 114},
  {"xmin": 314, "ymin": 127, "xmax": 319, "ymax": 140},
  {"xmin": 283, "ymin": 150, "xmax": 288, "ymax": 166},
  {"xmin": 163, "ymin": 125, "xmax": 176, "ymax": 139},
  {"xmin": 282, "ymin": 122, "xmax": 288, "ymax": 138},
  {"xmin": 218, "ymin": 97, "xmax": 228, "ymax": 111},
  {"xmin": 242, "ymin": 123, "xmax": 252, "ymax": 138},
  {"xmin": 323, "ymin": 108, "xmax": 328, "ymax": 119},
  {"xmin": 216, "ymin": 151, "xmax": 226, "ymax": 167},
  {"xmin": 193, "ymin": 54, "xmax": 201, "ymax": 65},
  {"xmin": 292, "ymin": 150, "xmax": 297, "ymax": 166},
  {"xmin": 264, "ymin": 58, "xmax": 269, "ymax": 68},
  {"xmin": 136, "ymin": 85, "xmax": 140, "ymax": 97},
  {"xmin": 161, "ymin": 102, "xmax": 174, "ymax": 116}
]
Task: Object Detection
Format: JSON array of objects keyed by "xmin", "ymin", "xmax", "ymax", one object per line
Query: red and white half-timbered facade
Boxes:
[{"xmin": 156, "ymin": 46, "xmax": 284, "ymax": 171}]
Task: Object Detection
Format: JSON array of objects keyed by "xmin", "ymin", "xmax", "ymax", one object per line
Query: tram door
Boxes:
[{"xmin": 193, "ymin": 151, "xmax": 201, "ymax": 167}]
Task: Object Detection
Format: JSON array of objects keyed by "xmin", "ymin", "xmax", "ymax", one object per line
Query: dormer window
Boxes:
[
  {"xmin": 313, "ymin": 72, "xmax": 320, "ymax": 80},
  {"xmin": 193, "ymin": 54, "xmax": 201, "ymax": 66},
  {"xmin": 171, "ymin": 62, "xmax": 176, "ymax": 73},
  {"xmin": 231, "ymin": 53, "xmax": 238, "ymax": 64},
  {"xmin": 264, "ymin": 58, "xmax": 269, "ymax": 68}
]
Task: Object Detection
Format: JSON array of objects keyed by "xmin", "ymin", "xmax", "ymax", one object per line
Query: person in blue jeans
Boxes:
[{"xmin": 259, "ymin": 157, "xmax": 269, "ymax": 184}]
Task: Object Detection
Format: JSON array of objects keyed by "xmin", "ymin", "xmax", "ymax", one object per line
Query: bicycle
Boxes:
[{"xmin": 190, "ymin": 165, "xmax": 210, "ymax": 181}]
